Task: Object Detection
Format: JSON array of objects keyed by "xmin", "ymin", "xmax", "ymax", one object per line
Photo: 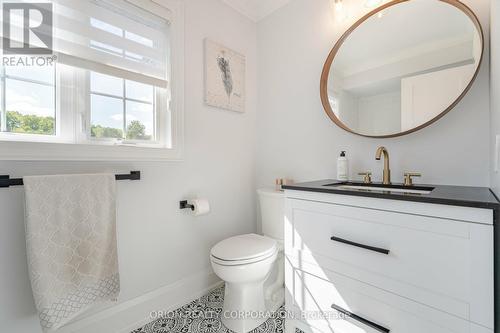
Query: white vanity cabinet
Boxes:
[{"xmin": 284, "ymin": 190, "xmax": 495, "ymax": 333}]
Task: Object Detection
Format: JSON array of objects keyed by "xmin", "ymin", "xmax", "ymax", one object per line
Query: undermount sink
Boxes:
[{"xmin": 323, "ymin": 182, "xmax": 435, "ymax": 195}]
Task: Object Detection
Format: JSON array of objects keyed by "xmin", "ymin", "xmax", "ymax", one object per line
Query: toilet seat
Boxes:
[
  {"xmin": 210, "ymin": 234, "xmax": 277, "ymax": 266},
  {"xmin": 211, "ymin": 250, "xmax": 277, "ymax": 266}
]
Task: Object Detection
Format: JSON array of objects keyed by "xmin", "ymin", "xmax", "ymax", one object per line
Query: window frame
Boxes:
[
  {"xmin": 0, "ymin": 0, "xmax": 184, "ymax": 161},
  {"xmin": 86, "ymin": 71, "xmax": 160, "ymax": 146},
  {"xmin": 0, "ymin": 65, "xmax": 63, "ymax": 143}
]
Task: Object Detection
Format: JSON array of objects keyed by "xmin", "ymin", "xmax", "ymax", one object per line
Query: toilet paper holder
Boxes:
[{"xmin": 179, "ymin": 200, "xmax": 195, "ymax": 211}]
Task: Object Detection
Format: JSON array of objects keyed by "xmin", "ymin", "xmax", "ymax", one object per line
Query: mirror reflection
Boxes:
[{"xmin": 324, "ymin": 0, "xmax": 482, "ymax": 137}]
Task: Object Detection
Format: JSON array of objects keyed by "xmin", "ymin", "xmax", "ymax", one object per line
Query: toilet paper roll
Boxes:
[{"xmin": 188, "ymin": 199, "xmax": 210, "ymax": 216}]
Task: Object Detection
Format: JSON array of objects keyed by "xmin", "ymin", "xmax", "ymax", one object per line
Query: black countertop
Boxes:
[{"xmin": 282, "ymin": 179, "xmax": 500, "ymax": 210}]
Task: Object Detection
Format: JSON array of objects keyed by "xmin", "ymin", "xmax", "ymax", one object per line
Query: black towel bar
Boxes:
[{"xmin": 0, "ymin": 171, "xmax": 141, "ymax": 188}]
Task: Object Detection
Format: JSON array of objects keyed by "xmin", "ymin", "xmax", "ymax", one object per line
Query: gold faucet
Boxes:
[{"xmin": 375, "ymin": 147, "xmax": 391, "ymax": 185}]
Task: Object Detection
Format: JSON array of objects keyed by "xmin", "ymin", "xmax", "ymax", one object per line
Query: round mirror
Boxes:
[{"xmin": 320, "ymin": 0, "xmax": 483, "ymax": 138}]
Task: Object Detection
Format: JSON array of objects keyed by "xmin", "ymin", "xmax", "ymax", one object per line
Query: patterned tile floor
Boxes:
[{"xmin": 132, "ymin": 285, "xmax": 301, "ymax": 333}]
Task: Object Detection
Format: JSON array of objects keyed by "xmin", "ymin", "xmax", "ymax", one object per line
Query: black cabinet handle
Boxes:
[
  {"xmin": 330, "ymin": 236, "xmax": 390, "ymax": 255},
  {"xmin": 331, "ymin": 304, "xmax": 390, "ymax": 333}
]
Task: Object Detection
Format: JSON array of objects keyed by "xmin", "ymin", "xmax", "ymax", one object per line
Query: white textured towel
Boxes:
[{"xmin": 23, "ymin": 174, "xmax": 120, "ymax": 331}]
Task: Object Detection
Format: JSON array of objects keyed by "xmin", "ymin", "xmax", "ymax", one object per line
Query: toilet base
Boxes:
[{"xmin": 221, "ymin": 281, "xmax": 270, "ymax": 333}]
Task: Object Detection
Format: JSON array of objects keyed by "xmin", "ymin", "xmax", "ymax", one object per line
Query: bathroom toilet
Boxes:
[{"xmin": 210, "ymin": 188, "xmax": 284, "ymax": 333}]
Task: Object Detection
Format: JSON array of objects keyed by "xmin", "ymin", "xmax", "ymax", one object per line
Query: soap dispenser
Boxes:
[{"xmin": 337, "ymin": 151, "xmax": 349, "ymax": 181}]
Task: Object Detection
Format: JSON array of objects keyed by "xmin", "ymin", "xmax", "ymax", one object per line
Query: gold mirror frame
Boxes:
[{"xmin": 320, "ymin": 0, "xmax": 484, "ymax": 138}]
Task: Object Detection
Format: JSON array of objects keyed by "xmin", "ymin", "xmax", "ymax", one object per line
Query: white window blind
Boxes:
[{"xmin": 53, "ymin": 0, "xmax": 170, "ymax": 88}]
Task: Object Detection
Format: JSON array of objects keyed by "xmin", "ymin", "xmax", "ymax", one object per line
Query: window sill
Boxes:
[{"xmin": 0, "ymin": 140, "xmax": 184, "ymax": 161}]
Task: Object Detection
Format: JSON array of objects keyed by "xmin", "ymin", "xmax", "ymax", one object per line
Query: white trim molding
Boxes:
[
  {"xmin": 221, "ymin": 0, "xmax": 293, "ymax": 22},
  {"xmin": 0, "ymin": 140, "xmax": 183, "ymax": 161},
  {"xmin": 56, "ymin": 269, "xmax": 221, "ymax": 333}
]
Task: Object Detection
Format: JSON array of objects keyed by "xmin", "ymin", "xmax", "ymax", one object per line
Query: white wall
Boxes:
[
  {"xmin": 490, "ymin": 0, "xmax": 500, "ymax": 196},
  {"xmin": 256, "ymin": 0, "xmax": 490, "ymax": 188},
  {"xmin": 490, "ymin": 6, "xmax": 500, "ymax": 327},
  {"xmin": 0, "ymin": 0, "xmax": 257, "ymax": 331},
  {"xmin": 357, "ymin": 91, "xmax": 401, "ymax": 135},
  {"xmin": 337, "ymin": 90, "xmax": 359, "ymax": 130}
]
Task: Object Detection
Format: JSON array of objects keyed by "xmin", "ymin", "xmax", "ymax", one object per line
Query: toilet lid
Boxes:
[{"xmin": 211, "ymin": 234, "xmax": 277, "ymax": 262}]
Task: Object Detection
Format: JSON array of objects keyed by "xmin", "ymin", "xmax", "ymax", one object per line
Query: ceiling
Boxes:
[
  {"xmin": 221, "ymin": 0, "xmax": 293, "ymax": 22},
  {"xmin": 333, "ymin": 0, "xmax": 476, "ymax": 72}
]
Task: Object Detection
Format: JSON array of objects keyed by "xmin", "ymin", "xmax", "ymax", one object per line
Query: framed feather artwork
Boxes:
[{"xmin": 204, "ymin": 39, "xmax": 246, "ymax": 112}]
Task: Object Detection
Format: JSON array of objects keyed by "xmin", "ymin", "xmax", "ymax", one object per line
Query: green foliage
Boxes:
[
  {"xmin": 4, "ymin": 111, "xmax": 151, "ymax": 141},
  {"xmin": 91, "ymin": 125, "xmax": 123, "ymax": 139},
  {"xmin": 91, "ymin": 120, "xmax": 151, "ymax": 140},
  {"xmin": 6, "ymin": 111, "xmax": 55, "ymax": 135},
  {"xmin": 126, "ymin": 120, "xmax": 151, "ymax": 140}
]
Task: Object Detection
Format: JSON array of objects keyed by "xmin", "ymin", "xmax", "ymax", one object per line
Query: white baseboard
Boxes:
[{"xmin": 58, "ymin": 269, "xmax": 222, "ymax": 333}]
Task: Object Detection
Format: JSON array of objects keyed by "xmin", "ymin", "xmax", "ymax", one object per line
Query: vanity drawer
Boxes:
[
  {"xmin": 288, "ymin": 263, "xmax": 492, "ymax": 333},
  {"xmin": 285, "ymin": 198, "xmax": 494, "ymax": 328}
]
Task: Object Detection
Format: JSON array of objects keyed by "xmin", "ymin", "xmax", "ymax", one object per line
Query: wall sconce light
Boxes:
[
  {"xmin": 332, "ymin": 0, "xmax": 349, "ymax": 22},
  {"xmin": 334, "ymin": 0, "xmax": 344, "ymax": 12}
]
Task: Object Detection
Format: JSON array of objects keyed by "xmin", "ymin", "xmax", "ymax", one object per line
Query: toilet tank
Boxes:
[{"xmin": 257, "ymin": 188, "xmax": 284, "ymax": 240}]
